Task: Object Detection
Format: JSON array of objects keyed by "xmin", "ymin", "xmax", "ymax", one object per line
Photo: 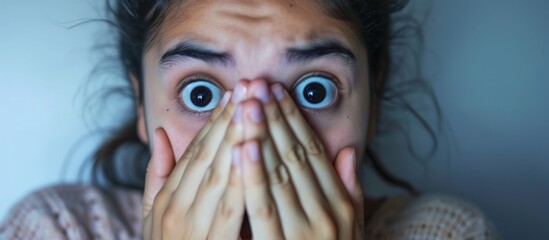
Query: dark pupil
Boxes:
[
  {"xmin": 191, "ymin": 86, "xmax": 212, "ymax": 107},
  {"xmin": 303, "ymin": 82, "xmax": 326, "ymax": 104}
]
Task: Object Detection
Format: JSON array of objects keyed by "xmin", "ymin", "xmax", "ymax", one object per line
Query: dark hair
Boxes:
[{"xmin": 91, "ymin": 0, "xmax": 436, "ymax": 195}]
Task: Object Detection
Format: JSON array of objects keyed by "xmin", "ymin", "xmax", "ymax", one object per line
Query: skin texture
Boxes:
[
  {"xmin": 139, "ymin": 0, "xmax": 370, "ymax": 161},
  {"xmin": 137, "ymin": 0, "xmax": 372, "ymax": 239}
]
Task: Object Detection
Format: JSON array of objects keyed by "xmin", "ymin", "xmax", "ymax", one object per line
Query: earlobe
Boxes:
[{"xmin": 130, "ymin": 73, "xmax": 149, "ymax": 144}]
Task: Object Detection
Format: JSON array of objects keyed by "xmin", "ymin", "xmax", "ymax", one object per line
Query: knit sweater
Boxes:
[{"xmin": 0, "ymin": 184, "xmax": 498, "ymax": 239}]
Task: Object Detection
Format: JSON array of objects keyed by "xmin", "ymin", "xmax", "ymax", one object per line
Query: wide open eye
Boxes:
[
  {"xmin": 293, "ymin": 74, "xmax": 338, "ymax": 110},
  {"xmin": 180, "ymin": 80, "xmax": 223, "ymax": 112}
]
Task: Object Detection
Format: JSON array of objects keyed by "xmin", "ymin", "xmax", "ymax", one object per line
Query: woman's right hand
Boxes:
[{"xmin": 141, "ymin": 84, "xmax": 247, "ymax": 239}]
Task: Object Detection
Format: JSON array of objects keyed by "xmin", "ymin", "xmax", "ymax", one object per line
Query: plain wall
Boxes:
[
  {"xmin": 363, "ymin": 1, "xmax": 549, "ymax": 239},
  {"xmin": 0, "ymin": 0, "xmax": 111, "ymax": 221},
  {"xmin": 1, "ymin": 1, "xmax": 548, "ymax": 239}
]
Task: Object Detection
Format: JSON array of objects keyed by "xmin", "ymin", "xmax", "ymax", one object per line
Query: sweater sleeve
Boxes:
[
  {"xmin": 365, "ymin": 194, "xmax": 499, "ymax": 240},
  {"xmin": 0, "ymin": 185, "xmax": 143, "ymax": 240}
]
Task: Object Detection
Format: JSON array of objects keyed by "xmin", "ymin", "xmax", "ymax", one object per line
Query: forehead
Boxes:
[{"xmin": 151, "ymin": 0, "xmax": 361, "ymax": 54}]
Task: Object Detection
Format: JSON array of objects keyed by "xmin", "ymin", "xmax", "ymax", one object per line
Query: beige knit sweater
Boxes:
[{"xmin": 0, "ymin": 184, "xmax": 498, "ymax": 239}]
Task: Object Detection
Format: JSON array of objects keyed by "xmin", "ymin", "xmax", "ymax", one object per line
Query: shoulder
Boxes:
[
  {"xmin": 0, "ymin": 184, "xmax": 142, "ymax": 240},
  {"xmin": 365, "ymin": 194, "xmax": 498, "ymax": 239}
]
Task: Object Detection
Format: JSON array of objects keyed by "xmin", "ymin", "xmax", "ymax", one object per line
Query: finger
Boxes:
[
  {"xmin": 149, "ymin": 90, "xmax": 236, "ymax": 239},
  {"xmin": 334, "ymin": 148, "xmax": 365, "ymax": 237},
  {"xmin": 161, "ymin": 82, "xmax": 241, "ymax": 194},
  {"xmin": 143, "ymin": 128, "xmax": 175, "ymax": 219},
  {"xmin": 195, "ymin": 81, "xmax": 243, "ymax": 141},
  {"xmin": 242, "ymin": 97, "xmax": 307, "ymax": 235},
  {"xmin": 334, "ymin": 148, "xmax": 359, "ymax": 199},
  {"xmin": 160, "ymin": 90, "xmax": 233, "ymax": 195},
  {"xmin": 248, "ymin": 81, "xmax": 326, "ymax": 222},
  {"xmin": 240, "ymin": 140, "xmax": 283, "ymax": 240},
  {"xmin": 185, "ymin": 103, "xmax": 245, "ymax": 236},
  {"xmin": 172, "ymin": 100, "xmax": 243, "ymax": 213},
  {"xmin": 208, "ymin": 146, "xmax": 245, "ymax": 240},
  {"xmin": 271, "ymin": 83, "xmax": 349, "ymax": 203},
  {"xmin": 271, "ymin": 83, "xmax": 355, "ymax": 238}
]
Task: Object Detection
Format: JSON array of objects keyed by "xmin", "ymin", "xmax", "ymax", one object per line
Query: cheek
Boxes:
[
  {"xmin": 144, "ymin": 85, "xmax": 205, "ymax": 160},
  {"xmin": 317, "ymin": 128, "xmax": 353, "ymax": 161},
  {"xmin": 303, "ymin": 97, "xmax": 370, "ymax": 162},
  {"xmin": 163, "ymin": 116, "xmax": 203, "ymax": 160},
  {"xmin": 306, "ymin": 113, "xmax": 367, "ymax": 162},
  {"xmin": 142, "ymin": 68, "xmax": 207, "ymax": 160}
]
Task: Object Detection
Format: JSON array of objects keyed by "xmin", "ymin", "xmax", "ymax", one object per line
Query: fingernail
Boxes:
[
  {"xmin": 247, "ymin": 103, "xmax": 264, "ymax": 123},
  {"xmin": 253, "ymin": 81, "xmax": 271, "ymax": 103},
  {"xmin": 232, "ymin": 83, "xmax": 247, "ymax": 103},
  {"xmin": 232, "ymin": 146, "xmax": 241, "ymax": 166},
  {"xmin": 271, "ymin": 84, "xmax": 285, "ymax": 101},
  {"xmin": 233, "ymin": 105, "xmax": 243, "ymax": 123},
  {"xmin": 220, "ymin": 91, "xmax": 232, "ymax": 108},
  {"xmin": 246, "ymin": 141, "xmax": 260, "ymax": 162}
]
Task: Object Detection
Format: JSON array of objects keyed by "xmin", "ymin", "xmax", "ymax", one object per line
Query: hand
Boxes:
[
  {"xmin": 234, "ymin": 80, "xmax": 365, "ymax": 239},
  {"xmin": 142, "ymin": 84, "xmax": 248, "ymax": 240}
]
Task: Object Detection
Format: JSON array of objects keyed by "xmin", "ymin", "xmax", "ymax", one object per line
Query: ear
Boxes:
[{"xmin": 130, "ymin": 73, "xmax": 149, "ymax": 144}]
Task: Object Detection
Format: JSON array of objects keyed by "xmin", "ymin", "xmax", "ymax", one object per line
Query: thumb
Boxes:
[
  {"xmin": 142, "ymin": 128, "xmax": 175, "ymax": 219},
  {"xmin": 334, "ymin": 147, "xmax": 365, "ymax": 235},
  {"xmin": 334, "ymin": 147, "xmax": 362, "ymax": 199}
]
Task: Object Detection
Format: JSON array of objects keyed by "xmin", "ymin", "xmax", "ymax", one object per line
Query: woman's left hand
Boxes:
[{"xmin": 234, "ymin": 80, "xmax": 365, "ymax": 239}]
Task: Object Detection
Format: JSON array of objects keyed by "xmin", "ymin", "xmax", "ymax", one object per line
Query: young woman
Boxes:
[{"xmin": 0, "ymin": 0, "xmax": 497, "ymax": 239}]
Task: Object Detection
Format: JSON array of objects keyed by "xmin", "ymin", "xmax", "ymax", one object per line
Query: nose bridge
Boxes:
[{"xmin": 234, "ymin": 42, "xmax": 281, "ymax": 84}]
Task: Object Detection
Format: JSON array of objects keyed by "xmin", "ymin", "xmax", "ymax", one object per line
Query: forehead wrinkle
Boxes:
[{"xmin": 147, "ymin": 0, "xmax": 367, "ymax": 77}]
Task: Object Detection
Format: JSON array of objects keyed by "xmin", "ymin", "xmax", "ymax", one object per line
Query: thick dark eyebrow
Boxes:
[
  {"xmin": 285, "ymin": 40, "xmax": 356, "ymax": 65},
  {"xmin": 159, "ymin": 40, "xmax": 233, "ymax": 68}
]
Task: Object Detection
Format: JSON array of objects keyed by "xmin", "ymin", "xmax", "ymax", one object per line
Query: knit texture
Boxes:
[
  {"xmin": 0, "ymin": 185, "xmax": 497, "ymax": 239},
  {"xmin": 364, "ymin": 195, "xmax": 498, "ymax": 239}
]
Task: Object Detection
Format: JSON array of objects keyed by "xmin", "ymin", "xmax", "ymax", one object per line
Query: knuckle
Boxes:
[
  {"xmin": 161, "ymin": 203, "xmax": 181, "ymax": 232},
  {"xmin": 282, "ymin": 99, "xmax": 299, "ymax": 117},
  {"xmin": 193, "ymin": 144, "xmax": 210, "ymax": 162},
  {"xmin": 185, "ymin": 141, "xmax": 198, "ymax": 155},
  {"xmin": 284, "ymin": 143, "xmax": 308, "ymax": 168},
  {"xmin": 304, "ymin": 135, "xmax": 325, "ymax": 156},
  {"xmin": 204, "ymin": 167, "xmax": 224, "ymax": 189},
  {"xmin": 268, "ymin": 164, "xmax": 290, "ymax": 186},
  {"xmin": 217, "ymin": 201, "xmax": 235, "ymax": 219},
  {"xmin": 251, "ymin": 203, "xmax": 277, "ymax": 220},
  {"xmin": 266, "ymin": 104, "xmax": 284, "ymax": 123},
  {"xmin": 180, "ymin": 147, "xmax": 195, "ymax": 163}
]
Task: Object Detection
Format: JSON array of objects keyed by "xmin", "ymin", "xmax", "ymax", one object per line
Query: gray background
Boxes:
[{"xmin": 1, "ymin": 0, "xmax": 548, "ymax": 239}]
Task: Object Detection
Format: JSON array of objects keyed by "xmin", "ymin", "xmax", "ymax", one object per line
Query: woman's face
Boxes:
[{"xmin": 138, "ymin": 0, "xmax": 371, "ymax": 163}]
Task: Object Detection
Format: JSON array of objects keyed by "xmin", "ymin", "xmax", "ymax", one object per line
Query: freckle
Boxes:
[
  {"xmin": 166, "ymin": 108, "xmax": 170, "ymax": 112},
  {"xmin": 346, "ymin": 115, "xmax": 349, "ymax": 119}
]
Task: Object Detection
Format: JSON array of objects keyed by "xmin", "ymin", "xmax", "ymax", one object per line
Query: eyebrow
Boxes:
[
  {"xmin": 159, "ymin": 40, "xmax": 233, "ymax": 68},
  {"xmin": 159, "ymin": 39, "xmax": 356, "ymax": 69},
  {"xmin": 285, "ymin": 40, "xmax": 356, "ymax": 65}
]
